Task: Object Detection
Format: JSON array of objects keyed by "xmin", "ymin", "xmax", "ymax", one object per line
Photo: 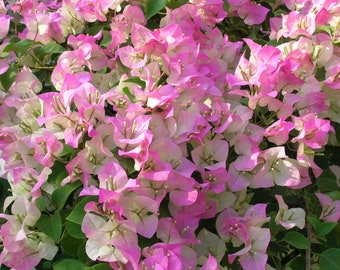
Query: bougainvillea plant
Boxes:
[{"xmin": 0, "ymin": 0, "xmax": 340, "ymax": 269}]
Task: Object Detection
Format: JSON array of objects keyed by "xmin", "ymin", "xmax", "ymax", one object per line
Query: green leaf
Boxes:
[
  {"xmin": 318, "ymin": 222, "xmax": 337, "ymax": 236},
  {"xmin": 60, "ymin": 232, "xmax": 86, "ymax": 257},
  {"xmin": 124, "ymin": 76, "xmax": 146, "ymax": 90},
  {"xmin": 166, "ymin": 0, "xmax": 181, "ymax": 9},
  {"xmin": 65, "ymin": 221, "xmax": 86, "ymax": 239},
  {"xmin": 145, "ymin": 0, "xmax": 167, "ymax": 19},
  {"xmin": 3, "ymin": 39, "xmax": 40, "ymax": 56},
  {"xmin": 100, "ymin": 32, "xmax": 112, "ymax": 48},
  {"xmin": 17, "ymin": 39, "xmax": 40, "ymax": 48},
  {"xmin": 53, "ymin": 259, "xmax": 86, "ymax": 270},
  {"xmin": 0, "ymin": 63, "xmax": 18, "ymax": 91},
  {"xmin": 0, "ymin": 178, "xmax": 11, "ymax": 211},
  {"xmin": 8, "ymin": 36, "xmax": 20, "ymax": 44},
  {"xmin": 42, "ymin": 261, "xmax": 53, "ymax": 269},
  {"xmin": 78, "ymin": 241, "xmax": 91, "ymax": 264},
  {"xmin": 325, "ymin": 223, "xmax": 340, "ymax": 248},
  {"xmin": 317, "ymin": 169, "xmax": 338, "ymax": 193},
  {"xmin": 334, "ymin": 40, "xmax": 340, "ymax": 47},
  {"xmin": 281, "ymin": 231, "xmax": 310, "ymax": 249},
  {"xmin": 66, "ymin": 196, "xmax": 97, "ymax": 224},
  {"xmin": 59, "ymin": 144, "xmax": 78, "ymax": 158},
  {"xmin": 307, "ymin": 215, "xmax": 321, "ymax": 231},
  {"xmin": 306, "ymin": 214, "xmax": 336, "ymax": 238},
  {"xmin": 86, "ymin": 263, "xmax": 112, "ymax": 270},
  {"xmin": 288, "ymin": 256, "xmax": 306, "ymax": 270},
  {"xmin": 269, "ymin": 213, "xmax": 280, "ymax": 235},
  {"xmin": 0, "ymin": 51, "xmax": 10, "ymax": 58},
  {"xmin": 274, "ymin": 8, "xmax": 289, "ymax": 16},
  {"xmin": 122, "ymin": 86, "xmax": 139, "ymax": 103},
  {"xmin": 39, "ymin": 42, "xmax": 66, "ymax": 55},
  {"xmin": 320, "ymin": 248, "xmax": 340, "ymax": 270},
  {"xmin": 315, "ymin": 67, "xmax": 326, "ymax": 81},
  {"xmin": 55, "ymin": 170, "xmax": 70, "ymax": 186},
  {"xmin": 35, "ymin": 211, "xmax": 62, "ymax": 243},
  {"xmin": 48, "ymin": 161, "xmax": 66, "ymax": 184},
  {"xmin": 88, "ymin": 24, "xmax": 106, "ymax": 36},
  {"xmin": 262, "ymin": 0, "xmax": 276, "ymax": 3},
  {"xmin": 51, "ymin": 181, "xmax": 82, "ymax": 210},
  {"xmin": 36, "ymin": 196, "xmax": 46, "ymax": 211},
  {"xmin": 315, "ymin": 25, "xmax": 333, "ymax": 36},
  {"xmin": 326, "ymin": 191, "xmax": 340, "ymax": 201},
  {"xmin": 332, "ymin": 122, "xmax": 340, "ymax": 144},
  {"xmin": 114, "ymin": 151, "xmax": 136, "ymax": 175}
]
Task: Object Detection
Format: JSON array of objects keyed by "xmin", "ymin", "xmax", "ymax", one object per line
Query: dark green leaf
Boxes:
[
  {"xmin": 317, "ymin": 169, "xmax": 338, "ymax": 193},
  {"xmin": 331, "ymin": 123, "xmax": 340, "ymax": 144},
  {"xmin": 0, "ymin": 178, "xmax": 11, "ymax": 211},
  {"xmin": 88, "ymin": 24, "xmax": 105, "ymax": 36},
  {"xmin": 48, "ymin": 161, "xmax": 66, "ymax": 184},
  {"xmin": 114, "ymin": 152, "xmax": 136, "ymax": 175},
  {"xmin": 51, "ymin": 181, "xmax": 82, "ymax": 210},
  {"xmin": 122, "ymin": 86, "xmax": 139, "ymax": 103},
  {"xmin": 325, "ymin": 224, "xmax": 340, "ymax": 248},
  {"xmin": 53, "ymin": 259, "xmax": 86, "ymax": 270},
  {"xmin": 288, "ymin": 255, "xmax": 306, "ymax": 270},
  {"xmin": 166, "ymin": 0, "xmax": 183, "ymax": 9},
  {"xmin": 78, "ymin": 241, "xmax": 91, "ymax": 264},
  {"xmin": 281, "ymin": 231, "xmax": 310, "ymax": 249},
  {"xmin": 86, "ymin": 263, "xmax": 112, "ymax": 270},
  {"xmin": 138, "ymin": 235, "xmax": 159, "ymax": 249},
  {"xmin": 315, "ymin": 67, "xmax": 326, "ymax": 81},
  {"xmin": 320, "ymin": 248, "xmax": 340, "ymax": 270},
  {"xmin": 318, "ymin": 222, "xmax": 337, "ymax": 236},
  {"xmin": 66, "ymin": 196, "xmax": 97, "ymax": 224},
  {"xmin": 42, "ymin": 261, "xmax": 53, "ymax": 269},
  {"xmin": 0, "ymin": 63, "xmax": 18, "ymax": 91},
  {"xmin": 145, "ymin": 0, "xmax": 167, "ymax": 19},
  {"xmin": 265, "ymin": 39, "xmax": 281, "ymax": 47},
  {"xmin": 35, "ymin": 212, "xmax": 62, "ymax": 243},
  {"xmin": 60, "ymin": 232, "xmax": 86, "ymax": 257},
  {"xmin": 55, "ymin": 171, "xmax": 70, "ymax": 186},
  {"xmin": 269, "ymin": 214, "xmax": 280, "ymax": 236},
  {"xmin": 65, "ymin": 221, "xmax": 85, "ymax": 239},
  {"xmin": 261, "ymin": 0, "xmax": 276, "ymax": 3}
]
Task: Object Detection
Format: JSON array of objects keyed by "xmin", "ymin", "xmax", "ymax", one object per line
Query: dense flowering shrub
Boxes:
[{"xmin": 0, "ymin": 0, "xmax": 340, "ymax": 269}]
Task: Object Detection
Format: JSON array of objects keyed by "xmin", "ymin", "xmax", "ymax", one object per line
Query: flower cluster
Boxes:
[{"xmin": 0, "ymin": 0, "xmax": 339, "ymax": 269}]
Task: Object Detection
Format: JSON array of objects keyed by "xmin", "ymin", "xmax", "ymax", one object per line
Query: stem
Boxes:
[
  {"xmin": 30, "ymin": 66, "xmax": 55, "ymax": 70},
  {"xmin": 304, "ymin": 191, "xmax": 312, "ymax": 270},
  {"xmin": 268, "ymin": 250, "xmax": 281, "ymax": 269},
  {"xmin": 306, "ymin": 221, "xmax": 312, "ymax": 270}
]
